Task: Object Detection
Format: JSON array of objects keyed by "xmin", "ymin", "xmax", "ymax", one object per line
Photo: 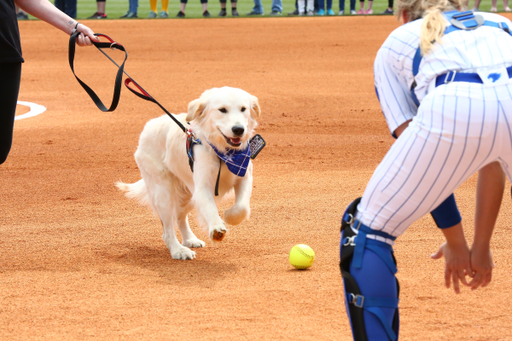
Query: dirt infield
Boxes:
[{"xmin": 2, "ymin": 16, "xmax": 512, "ymax": 340}]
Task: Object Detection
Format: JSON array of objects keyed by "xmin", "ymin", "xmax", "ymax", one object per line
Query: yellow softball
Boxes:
[{"xmin": 289, "ymin": 244, "xmax": 315, "ymax": 270}]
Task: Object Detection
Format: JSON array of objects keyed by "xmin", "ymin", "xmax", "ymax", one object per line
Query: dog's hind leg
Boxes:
[{"xmin": 137, "ymin": 166, "xmax": 197, "ymax": 260}]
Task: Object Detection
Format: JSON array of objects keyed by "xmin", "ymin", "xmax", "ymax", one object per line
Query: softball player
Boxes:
[{"xmin": 340, "ymin": 0, "xmax": 512, "ymax": 339}]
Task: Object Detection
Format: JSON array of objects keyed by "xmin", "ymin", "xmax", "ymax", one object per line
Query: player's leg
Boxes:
[
  {"xmin": 306, "ymin": 0, "xmax": 314, "ymax": 12},
  {"xmin": 298, "ymin": 0, "xmax": 305, "ymax": 13},
  {"xmin": 340, "ymin": 198, "xmax": 399, "ymax": 341},
  {"xmin": 178, "ymin": 0, "xmax": 187, "ymax": 16},
  {"xmin": 161, "ymin": 0, "xmax": 169, "ymax": 14},
  {"xmin": 201, "ymin": 0, "xmax": 209, "ymax": 15},
  {"xmin": 491, "ymin": 0, "xmax": 497, "ymax": 11},
  {"xmin": 271, "ymin": 0, "xmax": 282, "ymax": 13},
  {"xmin": 0, "ymin": 63, "xmax": 22, "ymax": 165},
  {"xmin": 129, "ymin": 0, "xmax": 138, "ymax": 16},
  {"xmin": 340, "ymin": 87, "xmax": 504, "ymax": 340},
  {"xmin": 219, "ymin": 0, "xmax": 227, "ymax": 16},
  {"xmin": 230, "ymin": 0, "xmax": 238, "ymax": 15},
  {"xmin": 357, "ymin": 90, "xmax": 503, "ymax": 235},
  {"xmin": 150, "ymin": 0, "xmax": 158, "ymax": 14}
]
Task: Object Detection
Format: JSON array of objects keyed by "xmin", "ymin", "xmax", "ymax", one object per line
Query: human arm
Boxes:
[
  {"xmin": 15, "ymin": 0, "xmax": 98, "ymax": 46},
  {"xmin": 431, "ymin": 224, "xmax": 472, "ymax": 294},
  {"xmin": 393, "ymin": 119, "xmax": 411, "ymax": 137},
  {"xmin": 468, "ymin": 161, "xmax": 504, "ymax": 290},
  {"xmin": 373, "ymin": 42, "xmax": 418, "ymax": 138}
]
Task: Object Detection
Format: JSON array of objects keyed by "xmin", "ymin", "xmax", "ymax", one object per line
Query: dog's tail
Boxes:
[{"xmin": 115, "ymin": 179, "xmax": 150, "ymax": 206}]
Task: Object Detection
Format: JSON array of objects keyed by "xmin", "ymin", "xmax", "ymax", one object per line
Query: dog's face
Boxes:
[{"xmin": 186, "ymin": 87, "xmax": 260, "ymax": 150}]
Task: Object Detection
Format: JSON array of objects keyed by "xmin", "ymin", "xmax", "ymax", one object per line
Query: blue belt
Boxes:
[{"xmin": 435, "ymin": 65, "xmax": 512, "ymax": 87}]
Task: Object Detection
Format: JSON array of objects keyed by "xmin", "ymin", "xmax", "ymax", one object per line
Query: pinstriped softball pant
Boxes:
[{"xmin": 356, "ymin": 81, "xmax": 512, "ymax": 237}]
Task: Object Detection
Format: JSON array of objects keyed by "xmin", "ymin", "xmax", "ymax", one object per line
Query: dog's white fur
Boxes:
[{"xmin": 116, "ymin": 87, "xmax": 260, "ymax": 260}]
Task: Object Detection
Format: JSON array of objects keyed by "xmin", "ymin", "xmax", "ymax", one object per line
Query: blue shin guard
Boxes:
[{"xmin": 340, "ymin": 198, "xmax": 400, "ymax": 341}]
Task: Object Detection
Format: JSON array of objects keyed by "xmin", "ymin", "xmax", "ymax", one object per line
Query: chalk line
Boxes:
[{"xmin": 15, "ymin": 101, "xmax": 47, "ymax": 121}]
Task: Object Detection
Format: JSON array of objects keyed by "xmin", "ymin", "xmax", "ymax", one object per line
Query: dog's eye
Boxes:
[
  {"xmin": 241, "ymin": 107, "xmax": 246, "ymax": 112},
  {"xmin": 219, "ymin": 108, "xmax": 227, "ymax": 113}
]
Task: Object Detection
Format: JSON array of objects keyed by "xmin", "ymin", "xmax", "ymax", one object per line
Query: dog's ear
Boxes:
[
  {"xmin": 187, "ymin": 98, "xmax": 207, "ymax": 122},
  {"xmin": 250, "ymin": 95, "xmax": 261, "ymax": 118}
]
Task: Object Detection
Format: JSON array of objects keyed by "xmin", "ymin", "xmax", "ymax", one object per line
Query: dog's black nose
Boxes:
[{"xmin": 232, "ymin": 126, "xmax": 245, "ymax": 137}]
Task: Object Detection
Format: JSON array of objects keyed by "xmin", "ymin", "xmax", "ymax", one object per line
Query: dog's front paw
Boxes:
[
  {"xmin": 210, "ymin": 223, "xmax": 227, "ymax": 242},
  {"xmin": 224, "ymin": 205, "xmax": 249, "ymax": 225},
  {"xmin": 183, "ymin": 237, "xmax": 206, "ymax": 248},
  {"xmin": 170, "ymin": 246, "xmax": 196, "ymax": 260}
]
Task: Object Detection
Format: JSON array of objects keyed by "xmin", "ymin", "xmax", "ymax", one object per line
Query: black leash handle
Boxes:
[
  {"xmin": 69, "ymin": 32, "xmax": 188, "ymax": 134},
  {"xmin": 69, "ymin": 32, "xmax": 127, "ymax": 112}
]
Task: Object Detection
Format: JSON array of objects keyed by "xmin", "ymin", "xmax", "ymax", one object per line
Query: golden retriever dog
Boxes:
[{"xmin": 116, "ymin": 87, "xmax": 260, "ymax": 260}]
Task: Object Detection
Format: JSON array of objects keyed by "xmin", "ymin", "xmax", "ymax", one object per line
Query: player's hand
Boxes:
[
  {"xmin": 431, "ymin": 241, "xmax": 473, "ymax": 294},
  {"xmin": 74, "ymin": 23, "xmax": 99, "ymax": 46},
  {"xmin": 468, "ymin": 244, "xmax": 494, "ymax": 291}
]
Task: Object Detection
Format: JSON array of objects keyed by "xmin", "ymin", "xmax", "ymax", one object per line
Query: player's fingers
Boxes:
[
  {"xmin": 457, "ymin": 269, "xmax": 469, "ymax": 286},
  {"xmin": 79, "ymin": 25, "xmax": 99, "ymax": 42},
  {"xmin": 76, "ymin": 33, "xmax": 84, "ymax": 46},
  {"xmin": 468, "ymin": 272, "xmax": 483, "ymax": 289},
  {"xmin": 82, "ymin": 36, "xmax": 92, "ymax": 46},
  {"xmin": 452, "ymin": 271, "xmax": 460, "ymax": 294},
  {"xmin": 465, "ymin": 265, "xmax": 475, "ymax": 278},
  {"xmin": 445, "ymin": 268, "xmax": 451, "ymax": 289},
  {"xmin": 482, "ymin": 271, "xmax": 493, "ymax": 288}
]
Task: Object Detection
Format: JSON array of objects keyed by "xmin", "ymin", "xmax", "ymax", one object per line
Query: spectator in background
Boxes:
[
  {"xmin": 54, "ymin": 0, "xmax": 76, "ymax": 18},
  {"xmin": 356, "ymin": 0, "xmax": 372, "ymax": 14},
  {"xmin": 317, "ymin": 0, "xmax": 334, "ymax": 15},
  {"xmin": 287, "ymin": 0, "xmax": 298, "ymax": 15},
  {"xmin": 218, "ymin": 0, "xmax": 238, "ymax": 16},
  {"xmin": 149, "ymin": 0, "xmax": 168, "ymax": 18},
  {"xmin": 338, "ymin": 0, "xmax": 355, "ymax": 14},
  {"xmin": 120, "ymin": 0, "xmax": 138, "ymax": 18},
  {"xmin": 176, "ymin": 0, "xmax": 210, "ymax": 17},
  {"xmin": 473, "ymin": 0, "xmax": 511, "ymax": 12},
  {"xmin": 15, "ymin": 5, "xmax": 29, "ymax": 19},
  {"xmin": 88, "ymin": 0, "xmax": 107, "ymax": 18},
  {"xmin": 298, "ymin": 0, "xmax": 314, "ymax": 15},
  {"xmin": 381, "ymin": 0, "xmax": 393, "ymax": 14},
  {"xmin": 247, "ymin": 0, "xmax": 282, "ymax": 15}
]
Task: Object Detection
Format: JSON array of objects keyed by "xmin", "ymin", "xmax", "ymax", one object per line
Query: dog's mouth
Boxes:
[{"xmin": 220, "ymin": 130, "xmax": 243, "ymax": 147}]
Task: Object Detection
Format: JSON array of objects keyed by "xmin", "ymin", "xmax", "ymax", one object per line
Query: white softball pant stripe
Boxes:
[{"xmin": 356, "ymin": 81, "xmax": 512, "ymax": 238}]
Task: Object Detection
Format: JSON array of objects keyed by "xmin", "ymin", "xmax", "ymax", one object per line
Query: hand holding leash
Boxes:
[{"xmin": 71, "ymin": 22, "xmax": 99, "ymax": 46}]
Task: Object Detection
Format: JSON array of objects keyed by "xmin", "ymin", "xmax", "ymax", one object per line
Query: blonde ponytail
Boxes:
[
  {"xmin": 395, "ymin": 0, "xmax": 463, "ymax": 55},
  {"xmin": 420, "ymin": 7, "xmax": 448, "ymax": 54}
]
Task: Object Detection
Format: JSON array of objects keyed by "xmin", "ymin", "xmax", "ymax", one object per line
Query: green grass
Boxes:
[{"xmin": 31, "ymin": 0, "xmax": 507, "ymax": 20}]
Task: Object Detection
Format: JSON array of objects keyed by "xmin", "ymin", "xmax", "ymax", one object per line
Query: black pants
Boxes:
[{"xmin": 0, "ymin": 62, "xmax": 22, "ymax": 165}]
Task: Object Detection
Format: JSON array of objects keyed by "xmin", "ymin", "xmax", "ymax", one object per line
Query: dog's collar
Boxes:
[
  {"xmin": 207, "ymin": 141, "xmax": 251, "ymax": 177},
  {"xmin": 186, "ymin": 129, "xmax": 251, "ymax": 178}
]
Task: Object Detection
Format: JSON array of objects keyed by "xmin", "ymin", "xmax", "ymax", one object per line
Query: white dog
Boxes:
[{"xmin": 116, "ymin": 87, "xmax": 260, "ymax": 260}]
